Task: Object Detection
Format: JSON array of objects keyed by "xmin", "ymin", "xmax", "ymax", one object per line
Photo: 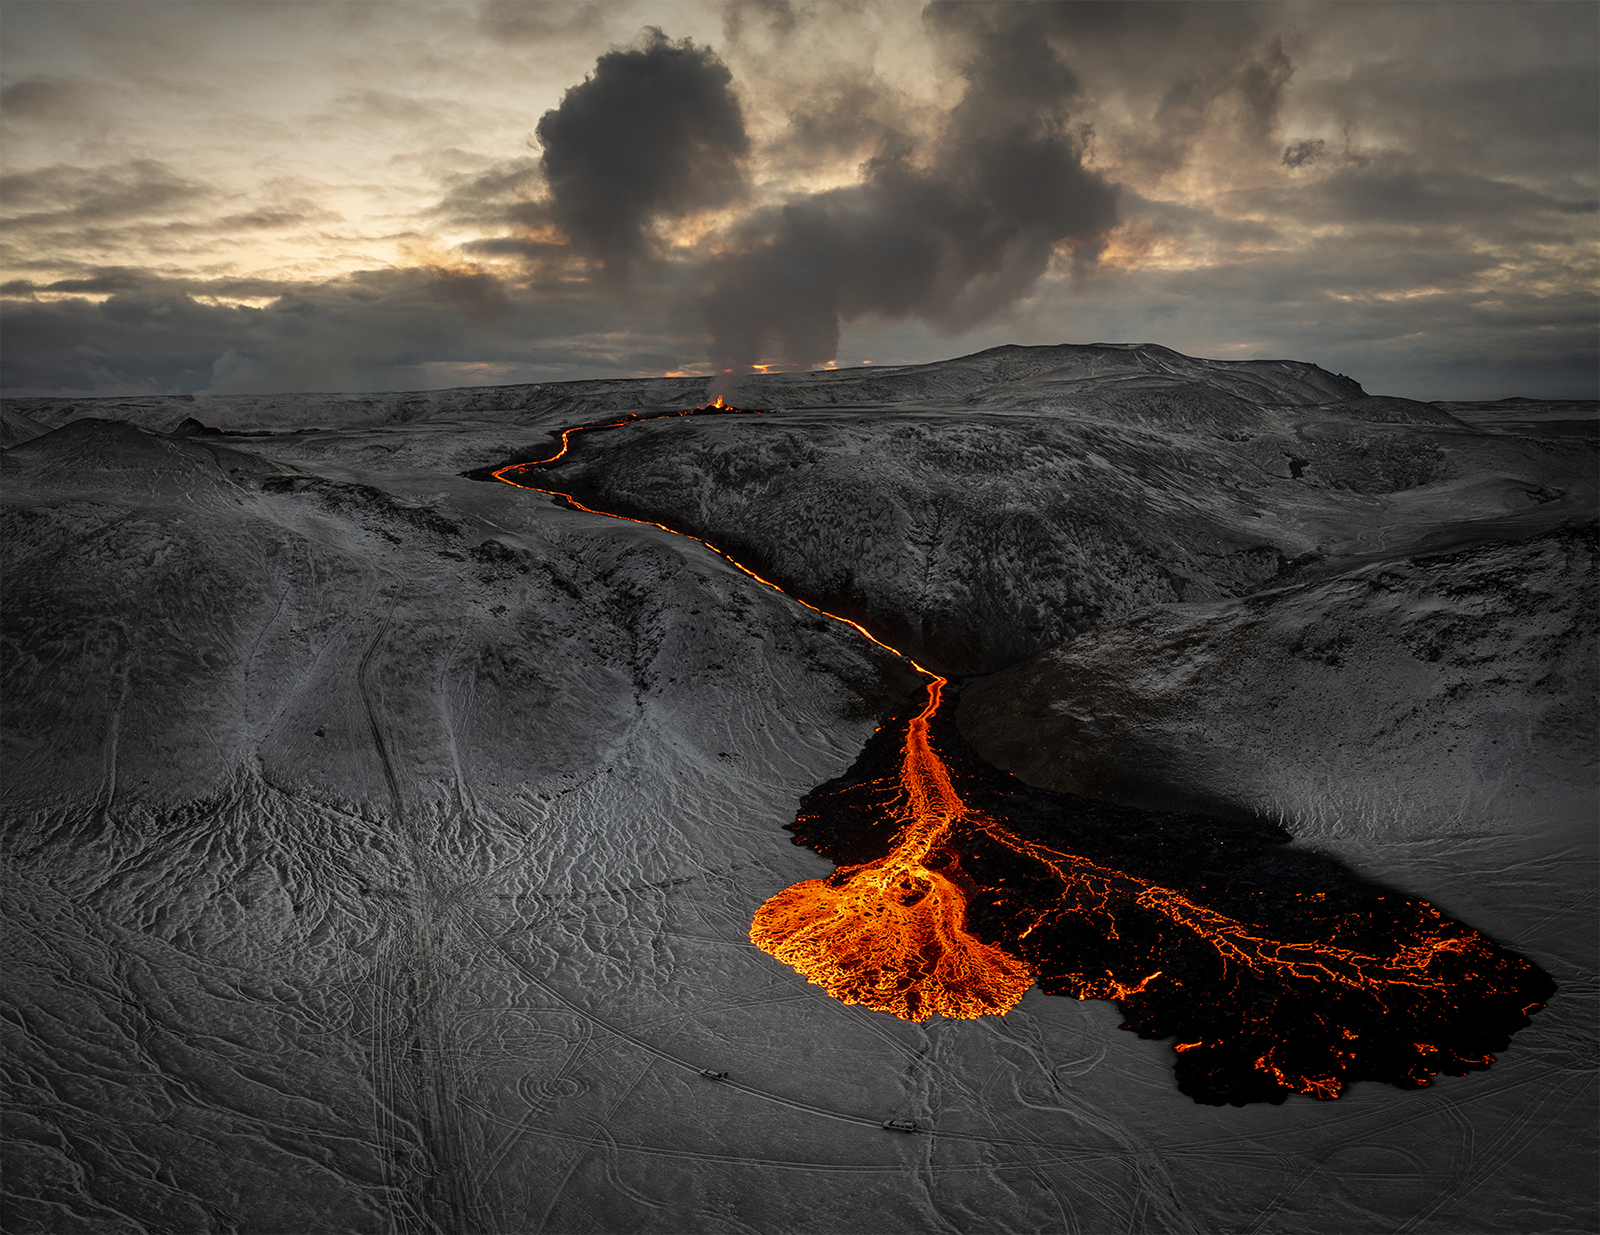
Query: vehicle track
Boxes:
[
  {"xmin": 357, "ymin": 578, "xmax": 483, "ymax": 1235},
  {"xmin": 227, "ymin": 460, "xmax": 483, "ymax": 1235},
  {"xmin": 463, "ymin": 901, "xmax": 1245, "ymax": 1180}
]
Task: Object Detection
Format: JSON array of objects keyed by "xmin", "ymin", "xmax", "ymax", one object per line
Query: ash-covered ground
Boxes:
[{"xmin": 3, "ymin": 344, "xmax": 1595, "ymax": 1234}]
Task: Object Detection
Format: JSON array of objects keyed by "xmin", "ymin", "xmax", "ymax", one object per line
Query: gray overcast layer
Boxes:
[{"xmin": 1, "ymin": 0, "xmax": 1595, "ymax": 399}]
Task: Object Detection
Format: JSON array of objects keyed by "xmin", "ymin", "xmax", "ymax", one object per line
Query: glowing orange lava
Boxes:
[
  {"xmin": 493, "ymin": 403, "xmax": 1027, "ymax": 1021},
  {"xmin": 967, "ymin": 822, "xmax": 1520, "ymax": 1097},
  {"xmin": 748, "ymin": 679, "xmax": 1034, "ymax": 1021},
  {"xmin": 491, "ymin": 400, "xmax": 1552, "ymax": 1099}
]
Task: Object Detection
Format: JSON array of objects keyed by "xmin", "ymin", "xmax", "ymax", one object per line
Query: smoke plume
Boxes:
[
  {"xmin": 535, "ymin": 28, "xmax": 748, "ymax": 279},
  {"xmin": 702, "ymin": 4, "xmax": 1119, "ymax": 369}
]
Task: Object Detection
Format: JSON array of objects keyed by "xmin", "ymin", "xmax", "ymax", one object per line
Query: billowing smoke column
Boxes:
[
  {"xmin": 702, "ymin": 4, "xmax": 1119, "ymax": 370},
  {"xmin": 523, "ymin": 8, "xmax": 1308, "ymax": 374},
  {"xmin": 535, "ymin": 27, "xmax": 749, "ymax": 280}
]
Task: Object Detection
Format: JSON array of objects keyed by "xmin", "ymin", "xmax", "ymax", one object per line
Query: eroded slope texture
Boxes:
[
  {"xmin": 3, "ymin": 344, "xmax": 1597, "ymax": 1234},
  {"xmin": 959, "ymin": 524, "xmax": 1598, "ymax": 838},
  {"xmin": 542, "ymin": 346, "xmax": 1594, "ymax": 676}
]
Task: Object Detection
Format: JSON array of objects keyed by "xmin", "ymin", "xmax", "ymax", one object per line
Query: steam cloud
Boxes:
[
  {"xmin": 535, "ymin": 28, "xmax": 748, "ymax": 278},
  {"xmin": 702, "ymin": 4, "xmax": 1119, "ymax": 369}
]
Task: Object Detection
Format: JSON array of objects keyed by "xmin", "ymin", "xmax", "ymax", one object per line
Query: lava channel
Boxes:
[
  {"xmin": 785, "ymin": 695, "xmax": 1556, "ymax": 1104},
  {"xmin": 488, "ymin": 400, "xmax": 1556, "ymax": 1105}
]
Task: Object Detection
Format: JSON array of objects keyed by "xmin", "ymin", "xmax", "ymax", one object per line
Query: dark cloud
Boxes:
[
  {"xmin": 433, "ymin": 158, "xmax": 546, "ymax": 229},
  {"xmin": 534, "ymin": 28, "xmax": 748, "ymax": 278},
  {"xmin": 2, "ymin": 268, "xmax": 156, "ymax": 296},
  {"xmin": 773, "ymin": 80, "xmax": 909, "ymax": 170},
  {"xmin": 1136, "ymin": 39, "xmax": 1294, "ymax": 171},
  {"xmin": 207, "ymin": 205, "xmax": 336, "ymax": 232},
  {"xmin": 935, "ymin": 2, "xmax": 1291, "ymax": 175},
  {"xmin": 0, "ymin": 159, "xmax": 211, "ymax": 226},
  {"xmin": 1300, "ymin": 57, "xmax": 1598, "ymax": 185},
  {"xmin": 318, "ymin": 89, "xmax": 453, "ymax": 128},
  {"xmin": 0, "ymin": 265, "xmax": 697, "ymax": 397},
  {"xmin": 1, "ymin": 180, "xmax": 341, "ymax": 270},
  {"xmin": 701, "ymin": 4, "xmax": 1119, "ymax": 368},
  {"xmin": 1150, "ymin": 252, "xmax": 1600, "ymax": 399},
  {"xmin": 719, "ymin": 4, "xmax": 925, "ymax": 178},
  {"xmin": 1283, "ymin": 139, "xmax": 1327, "ymax": 169},
  {"xmin": 1235, "ymin": 37, "xmax": 1293, "ymax": 142},
  {"xmin": 0, "ymin": 74, "xmax": 100, "ymax": 122},
  {"xmin": 721, "ymin": 0, "xmax": 801, "ymax": 47},
  {"xmin": 1, "ymin": 287, "xmax": 269, "ymax": 396},
  {"xmin": 1254, "ymin": 160, "xmax": 1596, "ymax": 234}
]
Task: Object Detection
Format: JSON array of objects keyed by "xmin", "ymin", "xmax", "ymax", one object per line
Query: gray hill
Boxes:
[
  {"xmin": 958, "ymin": 522, "xmax": 1597, "ymax": 841},
  {"xmin": 3, "ymin": 343, "xmax": 1594, "ymax": 1235}
]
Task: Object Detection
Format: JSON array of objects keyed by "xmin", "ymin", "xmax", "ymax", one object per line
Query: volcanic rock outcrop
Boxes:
[{"xmin": 538, "ymin": 345, "xmax": 1594, "ymax": 676}]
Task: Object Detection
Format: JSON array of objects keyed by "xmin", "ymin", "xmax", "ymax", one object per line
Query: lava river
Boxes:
[{"xmin": 491, "ymin": 403, "xmax": 1555, "ymax": 1106}]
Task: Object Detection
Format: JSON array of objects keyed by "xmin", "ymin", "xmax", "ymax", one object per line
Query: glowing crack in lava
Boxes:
[
  {"xmin": 788, "ymin": 699, "xmax": 1555, "ymax": 1103},
  {"xmin": 489, "ymin": 401, "xmax": 1555, "ymax": 1104}
]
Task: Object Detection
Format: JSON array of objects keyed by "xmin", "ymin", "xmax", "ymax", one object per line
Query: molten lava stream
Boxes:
[
  {"xmin": 491, "ymin": 400, "xmax": 1552, "ymax": 1099},
  {"xmin": 492, "ymin": 402, "xmax": 1028, "ymax": 1022},
  {"xmin": 748, "ymin": 677, "xmax": 1034, "ymax": 1022}
]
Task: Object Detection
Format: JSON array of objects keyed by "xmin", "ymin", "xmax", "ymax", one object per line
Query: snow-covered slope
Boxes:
[
  {"xmin": 3, "ymin": 416, "xmax": 913, "ymax": 1234},
  {"xmin": 0, "ymin": 405, "xmax": 50, "ymax": 448},
  {"xmin": 545, "ymin": 355, "xmax": 1593, "ymax": 676},
  {"xmin": 3, "ymin": 344, "xmax": 1595, "ymax": 1234},
  {"xmin": 958, "ymin": 523, "xmax": 1597, "ymax": 837}
]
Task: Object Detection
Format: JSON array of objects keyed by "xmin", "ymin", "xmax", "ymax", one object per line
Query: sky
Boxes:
[{"xmin": 1, "ymin": 0, "xmax": 1595, "ymax": 400}]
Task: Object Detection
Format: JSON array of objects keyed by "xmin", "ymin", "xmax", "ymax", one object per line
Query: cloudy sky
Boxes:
[{"xmin": 2, "ymin": 0, "xmax": 1594, "ymax": 399}]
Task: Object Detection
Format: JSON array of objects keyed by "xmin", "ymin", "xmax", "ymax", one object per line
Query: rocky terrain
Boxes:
[
  {"xmin": 3, "ymin": 344, "xmax": 1595, "ymax": 1234},
  {"xmin": 959, "ymin": 523, "xmax": 1597, "ymax": 837},
  {"xmin": 544, "ymin": 346, "xmax": 1593, "ymax": 676}
]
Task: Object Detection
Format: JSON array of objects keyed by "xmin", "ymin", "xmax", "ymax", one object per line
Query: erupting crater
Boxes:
[{"xmin": 488, "ymin": 401, "xmax": 1556, "ymax": 1106}]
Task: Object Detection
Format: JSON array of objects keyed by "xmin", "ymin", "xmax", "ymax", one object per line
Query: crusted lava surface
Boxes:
[{"xmin": 788, "ymin": 691, "xmax": 1557, "ymax": 1106}]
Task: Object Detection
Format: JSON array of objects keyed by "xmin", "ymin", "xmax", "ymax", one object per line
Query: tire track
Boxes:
[
  {"xmin": 232, "ymin": 464, "xmax": 481, "ymax": 1235},
  {"xmin": 357, "ymin": 578, "xmax": 483, "ymax": 1235}
]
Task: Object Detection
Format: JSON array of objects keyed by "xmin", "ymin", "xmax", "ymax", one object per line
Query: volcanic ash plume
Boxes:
[{"xmin": 702, "ymin": 5, "xmax": 1119, "ymax": 370}]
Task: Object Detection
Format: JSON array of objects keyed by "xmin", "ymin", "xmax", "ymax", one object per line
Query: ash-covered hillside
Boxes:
[
  {"xmin": 541, "ymin": 344, "xmax": 1594, "ymax": 675},
  {"xmin": 958, "ymin": 522, "xmax": 1598, "ymax": 836},
  {"xmin": 3, "ymin": 343, "xmax": 1595, "ymax": 1235}
]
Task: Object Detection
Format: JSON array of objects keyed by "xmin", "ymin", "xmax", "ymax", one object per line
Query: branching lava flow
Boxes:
[{"xmin": 490, "ymin": 401, "xmax": 1554, "ymax": 1105}]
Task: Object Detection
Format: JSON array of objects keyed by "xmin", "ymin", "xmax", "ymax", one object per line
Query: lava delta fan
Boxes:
[{"xmin": 785, "ymin": 696, "xmax": 1556, "ymax": 1105}]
